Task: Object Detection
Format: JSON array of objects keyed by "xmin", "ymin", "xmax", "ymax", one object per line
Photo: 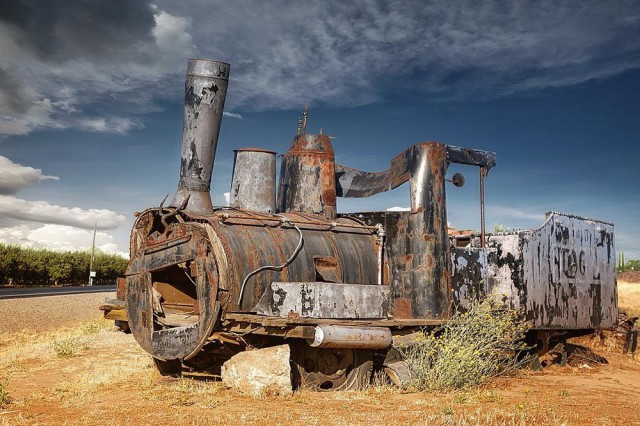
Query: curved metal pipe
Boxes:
[{"xmin": 237, "ymin": 214, "xmax": 304, "ymax": 306}]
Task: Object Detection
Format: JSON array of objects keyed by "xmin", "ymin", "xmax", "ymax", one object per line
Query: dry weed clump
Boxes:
[
  {"xmin": 52, "ymin": 337, "xmax": 77, "ymax": 357},
  {"xmin": 0, "ymin": 318, "xmax": 110, "ymax": 370},
  {"xmin": 401, "ymin": 299, "xmax": 531, "ymax": 391},
  {"xmin": 0, "ymin": 380, "xmax": 10, "ymax": 408}
]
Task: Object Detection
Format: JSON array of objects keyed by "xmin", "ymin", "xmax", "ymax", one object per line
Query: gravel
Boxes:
[{"xmin": 0, "ymin": 292, "xmax": 116, "ymax": 334}]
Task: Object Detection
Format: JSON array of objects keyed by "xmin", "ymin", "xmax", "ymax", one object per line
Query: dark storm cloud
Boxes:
[
  {"xmin": 0, "ymin": 0, "xmax": 156, "ymax": 62},
  {"xmin": 0, "ymin": 0, "xmax": 192, "ymax": 135},
  {"xmin": 2, "ymin": 0, "xmax": 640, "ymax": 136},
  {"xmin": 0, "ymin": 67, "xmax": 32, "ymax": 114}
]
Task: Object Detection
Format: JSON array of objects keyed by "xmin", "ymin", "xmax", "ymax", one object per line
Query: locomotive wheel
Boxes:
[
  {"xmin": 152, "ymin": 357, "xmax": 182, "ymax": 376},
  {"xmin": 291, "ymin": 343, "xmax": 373, "ymax": 391}
]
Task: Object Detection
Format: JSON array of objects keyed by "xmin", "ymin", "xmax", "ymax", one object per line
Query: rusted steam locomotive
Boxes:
[{"xmin": 103, "ymin": 59, "xmax": 617, "ymax": 390}]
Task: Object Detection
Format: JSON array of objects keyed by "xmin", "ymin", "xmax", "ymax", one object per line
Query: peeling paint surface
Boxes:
[
  {"xmin": 254, "ymin": 282, "xmax": 390, "ymax": 319},
  {"xmin": 451, "ymin": 212, "xmax": 617, "ymax": 329}
]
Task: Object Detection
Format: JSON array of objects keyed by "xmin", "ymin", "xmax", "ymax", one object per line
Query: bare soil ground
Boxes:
[
  {"xmin": 1, "ymin": 293, "xmax": 639, "ymax": 425},
  {"xmin": 618, "ymin": 272, "xmax": 640, "ymax": 283},
  {"xmin": 0, "ymin": 293, "xmax": 115, "ymax": 333}
]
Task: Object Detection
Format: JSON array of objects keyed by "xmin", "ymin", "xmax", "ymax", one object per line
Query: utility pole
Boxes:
[{"xmin": 88, "ymin": 222, "xmax": 97, "ymax": 286}]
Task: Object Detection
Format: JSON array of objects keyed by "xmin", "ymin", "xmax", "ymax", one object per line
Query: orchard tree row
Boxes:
[{"xmin": 0, "ymin": 243, "xmax": 128, "ymax": 286}]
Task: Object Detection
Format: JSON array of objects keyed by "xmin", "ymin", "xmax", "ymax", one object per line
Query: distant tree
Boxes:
[
  {"xmin": 0, "ymin": 243, "xmax": 128, "ymax": 286},
  {"xmin": 626, "ymin": 259, "xmax": 640, "ymax": 272}
]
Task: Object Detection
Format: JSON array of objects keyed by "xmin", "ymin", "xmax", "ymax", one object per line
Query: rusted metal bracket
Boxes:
[
  {"xmin": 335, "ymin": 143, "xmax": 496, "ymax": 199},
  {"xmin": 158, "ymin": 193, "xmax": 190, "ymax": 228}
]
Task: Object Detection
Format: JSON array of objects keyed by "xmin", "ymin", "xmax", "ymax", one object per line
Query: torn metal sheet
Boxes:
[
  {"xmin": 254, "ymin": 282, "xmax": 391, "ymax": 319},
  {"xmin": 335, "ymin": 164, "xmax": 392, "ymax": 198},
  {"xmin": 151, "ymin": 324, "xmax": 200, "ymax": 360}
]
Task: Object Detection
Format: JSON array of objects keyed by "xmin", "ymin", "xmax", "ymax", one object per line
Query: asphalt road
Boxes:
[{"xmin": 0, "ymin": 284, "xmax": 116, "ymax": 299}]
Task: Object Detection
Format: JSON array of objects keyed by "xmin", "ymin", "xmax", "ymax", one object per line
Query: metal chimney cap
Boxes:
[
  {"xmin": 233, "ymin": 147, "xmax": 277, "ymax": 154},
  {"xmin": 186, "ymin": 59, "xmax": 230, "ymax": 79}
]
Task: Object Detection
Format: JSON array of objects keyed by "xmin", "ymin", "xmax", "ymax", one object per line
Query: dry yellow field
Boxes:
[
  {"xmin": 0, "ymin": 284, "xmax": 638, "ymax": 425},
  {"xmin": 618, "ymin": 280, "xmax": 640, "ymax": 317},
  {"xmin": 0, "ymin": 322, "xmax": 638, "ymax": 425}
]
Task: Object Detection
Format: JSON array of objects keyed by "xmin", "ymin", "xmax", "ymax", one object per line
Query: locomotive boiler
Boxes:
[{"xmin": 103, "ymin": 59, "xmax": 617, "ymax": 390}]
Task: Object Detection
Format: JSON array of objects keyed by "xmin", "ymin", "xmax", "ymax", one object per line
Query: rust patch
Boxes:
[{"xmin": 394, "ymin": 298, "xmax": 412, "ymax": 319}]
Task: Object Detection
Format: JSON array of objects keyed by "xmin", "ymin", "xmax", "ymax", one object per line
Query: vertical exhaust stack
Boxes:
[{"xmin": 170, "ymin": 59, "xmax": 230, "ymax": 214}]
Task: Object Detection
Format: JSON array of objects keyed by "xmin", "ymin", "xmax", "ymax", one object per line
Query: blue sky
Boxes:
[{"xmin": 1, "ymin": 0, "xmax": 639, "ymax": 259}]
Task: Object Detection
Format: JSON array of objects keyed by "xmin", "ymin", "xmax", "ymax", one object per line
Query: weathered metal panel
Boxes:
[
  {"xmin": 450, "ymin": 247, "xmax": 488, "ymax": 311},
  {"xmin": 207, "ymin": 211, "xmax": 380, "ymax": 311},
  {"xmin": 229, "ymin": 148, "xmax": 277, "ymax": 213},
  {"xmin": 483, "ymin": 233, "xmax": 527, "ymax": 309},
  {"xmin": 254, "ymin": 282, "xmax": 390, "ymax": 319},
  {"xmin": 277, "ymin": 133, "xmax": 337, "ymax": 219},
  {"xmin": 468, "ymin": 212, "xmax": 617, "ymax": 329},
  {"xmin": 522, "ymin": 212, "xmax": 617, "ymax": 329},
  {"xmin": 346, "ymin": 144, "xmax": 452, "ymax": 319}
]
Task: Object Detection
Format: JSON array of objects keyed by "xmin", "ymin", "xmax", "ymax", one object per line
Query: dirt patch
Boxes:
[
  {"xmin": 0, "ymin": 292, "xmax": 114, "ymax": 333},
  {"xmin": 619, "ymin": 272, "xmax": 640, "ymax": 283},
  {"xmin": 1, "ymin": 320, "xmax": 639, "ymax": 425},
  {"xmin": 1, "ymin": 285, "xmax": 639, "ymax": 425}
]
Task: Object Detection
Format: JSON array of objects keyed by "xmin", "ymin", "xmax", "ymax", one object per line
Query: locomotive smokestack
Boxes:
[{"xmin": 170, "ymin": 59, "xmax": 230, "ymax": 214}]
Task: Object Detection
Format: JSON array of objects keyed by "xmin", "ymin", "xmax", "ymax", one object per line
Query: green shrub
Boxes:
[
  {"xmin": 400, "ymin": 298, "xmax": 531, "ymax": 391},
  {"xmin": 52, "ymin": 338, "xmax": 76, "ymax": 358}
]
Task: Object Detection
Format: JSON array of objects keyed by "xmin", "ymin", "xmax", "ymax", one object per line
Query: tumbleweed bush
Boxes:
[{"xmin": 401, "ymin": 298, "xmax": 531, "ymax": 391}]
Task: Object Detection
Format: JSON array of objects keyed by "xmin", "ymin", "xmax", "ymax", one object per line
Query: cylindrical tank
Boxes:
[
  {"xmin": 277, "ymin": 133, "xmax": 337, "ymax": 219},
  {"xmin": 125, "ymin": 209, "xmax": 380, "ymax": 360},
  {"xmin": 229, "ymin": 148, "xmax": 277, "ymax": 213},
  {"xmin": 171, "ymin": 59, "xmax": 230, "ymax": 214}
]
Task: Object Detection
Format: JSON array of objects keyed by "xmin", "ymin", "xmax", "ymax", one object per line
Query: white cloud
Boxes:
[
  {"xmin": 223, "ymin": 192, "xmax": 230, "ymax": 206},
  {"xmin": 153, "ymin": 9, "xmax": 194, "ymax": 57},
  {"xmin": 0, "ymin": 195, "xmax": 126, "ymax": 230},
  {"xmin": 491, "ymin": 206, "xmax": 543, "ymax": 222},
  {"xmin": 223, "ymin": 112, "xmax": 244, "ymax": 119},
  {"xmin": 0, "ymin": 156, "xmax": 60, "ymax": 195},
  {"xmin": 73, "ymin": 117, "xmax": 144, "ymax": 134},
  {"xmin": 387, "ymin": 206, "xmax": 410, "ymax": 211},
  {"xmin": 0, "ymin": 224, "xmax": 128, "ymax": 258}
]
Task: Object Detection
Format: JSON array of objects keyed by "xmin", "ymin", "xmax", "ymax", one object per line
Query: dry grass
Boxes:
[
  {"xmin": 0, "ymin": 317, "xmax": 111, "ymax": 372},
  {"xmin": 618, "ymin": 280, "xmax": 640, "ymax": 317},
  {"xmin": 1, "ymin": 314, "xmax": 639, "ymax": 424},
  {"xmin": 400, "ymin": 299, "xmax": 531, "ymax": 391}
]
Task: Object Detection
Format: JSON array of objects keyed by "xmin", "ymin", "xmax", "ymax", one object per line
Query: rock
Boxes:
[{"xmin": 221, "ymin": 344, "xmax": 293, "ymax": 397}]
